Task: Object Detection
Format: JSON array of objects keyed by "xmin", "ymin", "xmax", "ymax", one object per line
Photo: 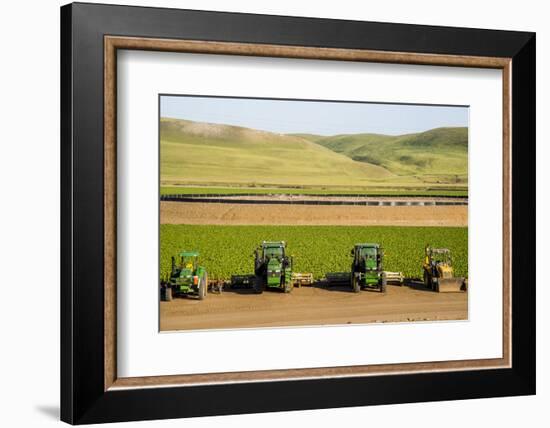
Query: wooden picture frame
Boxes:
[{"xmin": 61, "ymin": 2, "xmax": 535, "ymax": 424}]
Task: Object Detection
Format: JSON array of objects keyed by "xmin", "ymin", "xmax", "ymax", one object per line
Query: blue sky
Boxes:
[{"xmin": 160, "ymin": 95, "xmax": 468, "ymax": 136}]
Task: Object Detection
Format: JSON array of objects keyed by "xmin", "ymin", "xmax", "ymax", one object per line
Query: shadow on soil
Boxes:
[
  {"xmin": 220, "ymin": 286, "xmax": 260, "ymax": 295},
  {"xmin": 404, "ymin": 278, "xmax": 435, "ymax": 292},
  {"xmin": 217, "ymin": 278, "xmax": 433, "ymax": 294},
  {"xmin": 160, "ymin": 277, "xmax": 437, "ymax": 301},
  {"xmin": 313, "ymin": 280, "xmax": 378, "ymax": 293}
]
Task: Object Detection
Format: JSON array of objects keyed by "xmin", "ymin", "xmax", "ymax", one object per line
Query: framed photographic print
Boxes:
[
  {"xmin": 60, "ymin": 2, "xmax": 536, "ymax": 424},
  {"xmin": 157, "ymin": 95, "xmax": 470, "ymax": 332}
]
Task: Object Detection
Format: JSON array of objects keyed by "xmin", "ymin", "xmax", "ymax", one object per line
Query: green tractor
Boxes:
[
  {"xmin": 161, "ymin": 251, "xmax": 208, "ymax": 301},
  {"xmin": 350, "ymin": 243, "xmax": 387, "ymax": 293},
  {"xmin": 253, "ymin": 241, "xmax": 293, "ymax": 294}
]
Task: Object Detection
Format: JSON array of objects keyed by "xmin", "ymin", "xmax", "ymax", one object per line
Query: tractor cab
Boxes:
[
  {"xmin": 262, "ymin": 242, "xmax": 284, "ymax": 261},
  {"xmin": 426, "ymin": 247, "xmax": 452, "ymax": 263},
  {"xmin": 352, "ymin": 244, "xmax": 382, "ymax": 272},
  {"xmin": 173, "ymin": 251, "xmax": 200, "ymax": 277}
]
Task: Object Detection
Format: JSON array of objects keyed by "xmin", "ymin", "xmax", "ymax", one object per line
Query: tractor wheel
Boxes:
[
  {"xmin": 198, "ymin": 273, "xmax": 207, "ymax": 300},
  {"xmin": 433, "ymin": 278, "xmax": 439, "ymax": 292},
  {"xmin": 380, "ymin": 274, "xmax": 387, "ymax": 293},
  {"xmin": 284, "ymin": 282, "xmax": 293, "ymax": 293},
  {"xmin": 352, "ymin": 275, "xmax": 361, "ymax": 293},
  {"xmin": 423, "ymin": 270, "xmax": 430, "ymax": 289},
  {"xmin": 253, "ymin": 276, "xmax": 264, "ymax": 294},
  {"xmin": 164, "ymin": 287, "xmax": 173, "ymax": 302}
]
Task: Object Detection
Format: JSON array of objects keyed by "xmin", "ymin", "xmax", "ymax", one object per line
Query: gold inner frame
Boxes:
[{"xmin": 104, "ymin": 36, "xmax": 512, "ymax": 391}]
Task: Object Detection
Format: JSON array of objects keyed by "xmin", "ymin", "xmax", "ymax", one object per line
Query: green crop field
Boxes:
[
  {"xmin": 160, "ymin": 186, "xmax": 468, "ymax": 197},
  {"xmin": 160, "ymin": 225, "xmax": 468, "ymax": 280}
]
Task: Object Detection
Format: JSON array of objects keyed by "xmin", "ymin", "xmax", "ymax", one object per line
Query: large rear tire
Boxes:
[
  {"xmin": 164, "ymin": 287, "xmax": 173, "ymax": 302},
  {"xmin": 253, "ymin": 276, "xmax": 264, "ymax": 294},
  {"xmin": 198, "ymin": 273, "xmax": 207, "ymax": 300},
  {"xmin": 352, "ymin": 275, "xmax": 361, "ymax": 293},
  {"xmin": 380, "ymin": 274, "xmax": 387, "ymax": 293},
  {"xmin": 423, "ymin": 270, "xmax": 430, "ymax": 289}
]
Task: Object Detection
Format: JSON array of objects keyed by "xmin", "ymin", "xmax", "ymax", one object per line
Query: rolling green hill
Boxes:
[
  {"xmin": 161, "ymin": 118, "xmax": 468, "ymax": 190},
  {"xmin": 304, "ymin": 127, "xmax": 468, "ymax": 178},
  {"xmin": 160, "ymin": 118, "xmax": 396, "ymax": 187}
]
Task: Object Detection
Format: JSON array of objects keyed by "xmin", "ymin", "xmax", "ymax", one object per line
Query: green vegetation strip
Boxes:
[
  {"xmin": 160, "ymin": 186, "xmax": 468, "ymax": 198},
  {"xmin": 160, "ymin": 225, "xmax": 467, "ymax": 280}
]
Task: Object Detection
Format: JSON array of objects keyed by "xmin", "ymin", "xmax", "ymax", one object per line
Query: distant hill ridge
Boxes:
[
  {"xmin": 160, "ymin": 117, "xmax": 467, "ymax": 187},
  {"xmin": 296, "ymin": 127, "xmax": 468, "ymax": 176},
  {"xmin": 160, "ymin": 117, "xmax": 394, "ymax": 188}
]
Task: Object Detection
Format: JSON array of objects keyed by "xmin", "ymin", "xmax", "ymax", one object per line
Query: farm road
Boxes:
[{"xmin": 160, "ymin": 284, "xmax": 467, "ymax": 331}]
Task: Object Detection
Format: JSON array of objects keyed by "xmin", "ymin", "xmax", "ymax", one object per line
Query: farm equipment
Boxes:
[
  {"xmin": 325, "ymin": 272, "xmax": 351, "ymax": 285},
  {"xmin": 208, "ymin": 279, "xmax": 225, "ymax": 294},
  {"xmin": 253, "ymin": 241, "xmax": 294, "ymax": 293},
  {"xmin": 350, "ymin": 243, "xmax": 387, "ymax": 293},
  {"xmin": 384, "ymin": 271, "xmax": 405, "ymax": 285},
  {"xmin": 229, "ymin": 241, "xmax": 295, "ymax": 293},
  {"xmin": 230, "ymin": 274, "xmax": 255, "ymax": 288},
  {"xmin": 291, "ymin": 272, "xmax": 314, "ymax": 287},
  {"xmin": 325, "ymin": 244, "xmax": 403, "ymax": 292},
  {"xmin": 422, "ymin": 245, "xmax": 467, "ymax": 292},
  {"xmin": 161, "ymin": 251, "xmax": 208, "ymax": 301}
]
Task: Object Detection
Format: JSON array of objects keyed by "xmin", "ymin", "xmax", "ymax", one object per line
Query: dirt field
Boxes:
[
  {"xmin": 160, "ymin": 201, "xmax": 468, "ymax": 226},
  {"xmin": 160, "ymin": 283, "xmax": 468, "ymax": 331}
]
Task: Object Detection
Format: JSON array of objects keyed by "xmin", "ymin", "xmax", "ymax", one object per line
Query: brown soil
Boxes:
[
  {"xmin": 160, "ymin": 283, "xmax": 468, "ymax": 331},
  {"xmin": 160, "ymin": 201, "xmax": 468, "ymax": 227}
]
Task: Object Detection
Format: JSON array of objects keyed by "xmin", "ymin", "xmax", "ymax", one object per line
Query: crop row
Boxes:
[
  {"xmin": 160, "ymin": 225, "xmax": 468, "ymax": 280},
  {"xmin": 160, "ymin": 186, "xmax": 468, "ymax": 197}
]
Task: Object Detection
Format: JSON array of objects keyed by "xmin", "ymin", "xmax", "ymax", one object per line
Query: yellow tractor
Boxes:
[{"xmin": 423, "ymin": 245, "xmax": 467, "ymax": 292}]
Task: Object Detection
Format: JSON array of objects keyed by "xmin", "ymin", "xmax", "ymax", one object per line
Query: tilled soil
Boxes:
[
  {"xmin": 160, "ymin": 201, "xmax": 468, "ymax": 226},
  {"xmin": 160, "ymin": 283, "xmax": 468, "ymax": 331}
]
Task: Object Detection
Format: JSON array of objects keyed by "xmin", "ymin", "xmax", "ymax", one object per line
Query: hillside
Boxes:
[
  {"xmin": 160, "ymin": 118, "xmax": 395, "ymax": 187},
  {"xmin": 307, "ymin": 127, "xmax": 468, "ymax": 178}
]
